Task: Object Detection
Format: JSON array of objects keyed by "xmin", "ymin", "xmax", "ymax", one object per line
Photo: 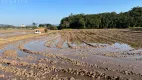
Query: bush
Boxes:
[
  {"xmin": 44, "ymin": 28, "xmax": 48, "ymax": 32},
  {"xmin": 49, "ymin": 26, "xmax": 58, "ymax": 30},
  {"xmin": 39, "ymin": 24, "xmax": 58, "ymax": 30}
]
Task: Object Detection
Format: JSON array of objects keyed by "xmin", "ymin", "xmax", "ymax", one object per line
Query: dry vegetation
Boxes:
[
  {"xmin": 59, "ymin": 29, "xmax": 142, "ymax": 48},
  {"xmin": 0, "ymin": 29, "xmax": 57, "ymax": 49}
]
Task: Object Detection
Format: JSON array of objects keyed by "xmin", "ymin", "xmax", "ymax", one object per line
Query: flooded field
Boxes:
[
  {"xmin": 0, "ymin": 29, "xmax": 34, "ymax": 38},
  {"xmin": 0, "ymin": 29, "xmax": 142, "ymax": 80}
]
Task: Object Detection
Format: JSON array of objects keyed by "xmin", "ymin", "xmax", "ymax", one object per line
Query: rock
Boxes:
[
  {"xmin": 28, "ymin": 70, "xmax": 34, "ymax": 76},
  {"xmin": 115, "ymin": 76, "xmax": 120, "ymax": 80},
  {"xmin": 7, "ymin": 62, "xmax": 11, "ymax": 65},
  {"xmin": 123, "ymin": 70, "xmax": 129, "ymax": 75},
  {"xmin": 105, "ymin": 75, "xmax": 112, "ymax": 80},
  {"xmin": 69, "ymin": 77, "xmax": 75, "ymax": 80}
]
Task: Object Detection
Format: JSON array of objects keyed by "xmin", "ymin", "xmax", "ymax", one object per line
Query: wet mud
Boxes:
[{"xmin": 0, "ymin": 30, "xmax": 142, "ymax": 80}]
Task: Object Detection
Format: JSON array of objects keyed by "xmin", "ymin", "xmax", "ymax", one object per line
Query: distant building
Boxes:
[
  {"xmin": 34, "ymin": 28, "xmax": 46, "ymax": 34},
  {"xmin": 21, "ymin": 24, "xmax": 26, "ymax": 27}
]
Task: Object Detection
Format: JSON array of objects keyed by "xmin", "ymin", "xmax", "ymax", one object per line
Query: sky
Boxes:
[{"xmin": 0, "ymin": 0, "xmax": 142, "ymax": 26}]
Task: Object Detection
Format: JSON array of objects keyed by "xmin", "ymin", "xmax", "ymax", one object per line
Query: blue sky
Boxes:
[{"xmin": 0, "ymin": 0, "xmax": 142, "ymax": 26}]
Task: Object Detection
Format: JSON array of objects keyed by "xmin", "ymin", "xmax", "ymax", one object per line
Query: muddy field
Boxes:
[{"xmin": 0, "ymin": 29, "xmax": 142, "ymax": 80}]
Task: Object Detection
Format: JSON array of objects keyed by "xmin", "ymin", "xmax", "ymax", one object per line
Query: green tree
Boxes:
[{"xmin": 59, "ymin": 6, "xmax": 142, "ymax": 29}]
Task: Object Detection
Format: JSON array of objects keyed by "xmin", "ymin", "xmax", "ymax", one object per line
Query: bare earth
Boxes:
[{"xmin": 0, "ymin": 29, "xmax": 142, "ymax": 80}]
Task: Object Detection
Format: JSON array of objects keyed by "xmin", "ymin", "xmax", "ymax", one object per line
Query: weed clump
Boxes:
[{"xmin": 44, "ymin": 28, "xmax": 48, "ymax": 33}]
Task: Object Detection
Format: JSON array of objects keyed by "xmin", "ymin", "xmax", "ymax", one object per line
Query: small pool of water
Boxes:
[
  {"xmin": 24, "ymin": 41, "xmax": 136, "ymax": 53},
  {"xmin": 96, "ymin": 43, "xmax": 133, "ymax": 53},
  {"xmin": 24, "ymin": 40, "xmax": 47, "ymax": 52},
  {"xmin": 113, "ymin": 43, "xmax": 133, "ymax": 50},
  {"xmin": 0, "ymin": 43, "xmax": 29, "ymax": 57},
  {"xmin": 24, "ymin": 40, "xmax": 59, "ymax": 53},
  {"xmin": 62, "ymin": 41, "xmax": 68, "ymax": 48}
]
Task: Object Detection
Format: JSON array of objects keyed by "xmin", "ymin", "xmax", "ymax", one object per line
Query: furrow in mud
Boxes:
[{"xmin": 1, "ymin": 29, "xmax": 142, "ymax": 79}]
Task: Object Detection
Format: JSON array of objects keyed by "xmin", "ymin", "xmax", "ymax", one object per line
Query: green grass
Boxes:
[{"xmin": 129, "ymin": 27, "xmax": 142, "ymax": 31}]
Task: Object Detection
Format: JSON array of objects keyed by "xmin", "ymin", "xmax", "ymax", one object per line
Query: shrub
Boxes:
[{"xmin": 44, "ymin": 28, "xmax": 48, "ymax": 32}]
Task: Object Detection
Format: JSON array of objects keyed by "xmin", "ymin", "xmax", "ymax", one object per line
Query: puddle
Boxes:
[
  {"xmin": 105, "ymin": 43, "xmax": 133, "ymax": 52},
  {"xmin": 70, "ymin": 43, "xmax": 78, "ymax": 47},
  {"xmin": 0, "ymin": 41, "xmax": 29, "ymax": 57},
  {"xmin": 2, "ymin": 38, "xmax": 140, "ymax": 61},
  {"xmin": 17, "ymin": 50, "xmax": 29, "ymax": 57},
  {"xmin": 0, "ymin": 50, "xmax": 4, "ymax": 54},
  {"xmin": 62, "ymin": 41, "xmax": 68, "ymax": 48},
  {"xmin": 0, "ymin": 32, "xmax": 33, "ymax": 38},
  {"xmin": 125, "ymin": 55, "xmax": 142, "ymax": 60},
  {"xmin": 24, "ymin": 40, "xmax": 59, "ymax": 53},
  {"xmin": 52, "ymin": 37, "xmax": 61, "ymax": 47},
  {"xmin": 24, "ymin": 40, "xmax": 47, "ymax": 52},
  {"xmin": 91, "ymin": 43, "xmax": 134, "ymax": 53},
  {"xmin": 113, "ymin": 43, "xmax": 133, "ymax": 50}
]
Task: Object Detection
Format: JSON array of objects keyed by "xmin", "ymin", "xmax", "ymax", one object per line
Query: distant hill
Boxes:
[{"xmin": 0, "ymin": 24, "xmax": 14, "ymax": 28}]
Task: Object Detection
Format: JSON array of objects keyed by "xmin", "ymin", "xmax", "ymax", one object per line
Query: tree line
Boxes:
[
  {"xmin": 0, "ymin": 24, "xmax": 15, "ymax": 28},
  {"xmin": 39, "ymin": 24, "xmax": 58, "ymax": 30},
  {"xmin": 59, "ymin": 7, "xmax": 142, "ymax": 29}
]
